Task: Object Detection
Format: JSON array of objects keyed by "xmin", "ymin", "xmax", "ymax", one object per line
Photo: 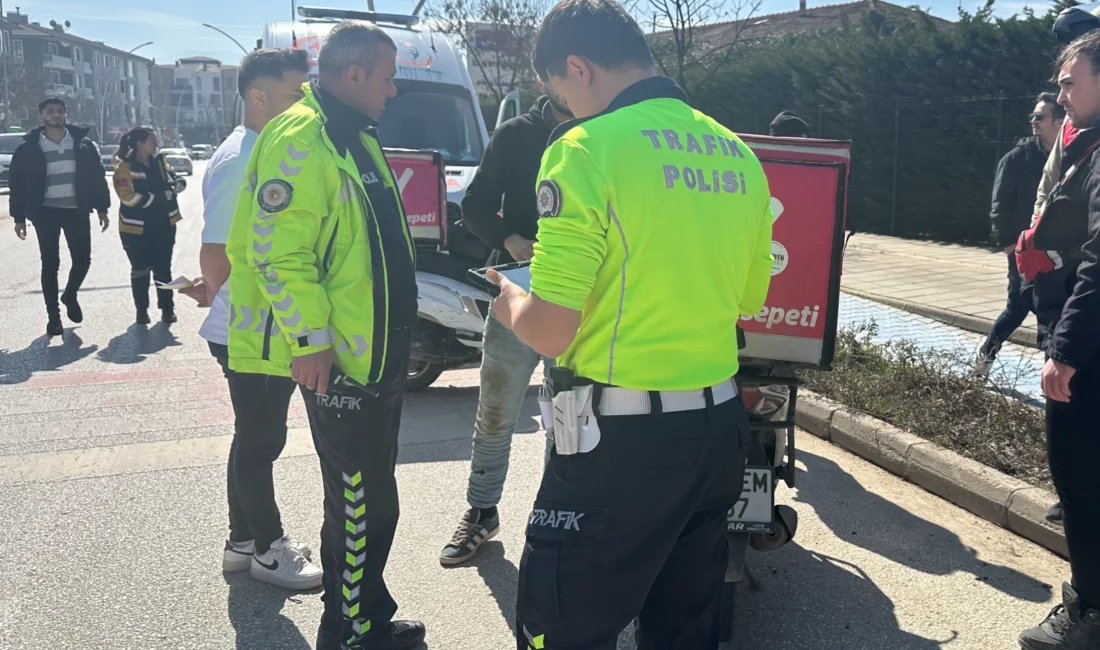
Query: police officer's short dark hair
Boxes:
[
  {"xmin": 532, "ymin": 0, "xmax": 654, "ymax": 80},
  {"xmin": 318, "ymin": 21, "xmax": 396, "ymax": 81},
  {"xmin": 237, "ymin": 48, "xmax": 311, "ymax": 97},
  {"xmin": 1036, "ymin": 91, "xmax": 1067, "ymax": 120},
  {"xmin": 39, "ymin": 97, "xmax": 66, "ymax": 112}
]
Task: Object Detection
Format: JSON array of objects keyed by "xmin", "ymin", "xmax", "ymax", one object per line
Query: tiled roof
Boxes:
[{"xmin": 652, "ymin": 0, "xmax": 953, "ymax": 44}]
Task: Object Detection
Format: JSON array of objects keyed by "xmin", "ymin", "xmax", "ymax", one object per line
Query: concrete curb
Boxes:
[
  {"xmin": 842, "ymin": 287, "xmax": 1039, "ymax": 349},
  {"xmin": 795, "ymin": 390, "xmax": 1067, "ymax": 558}
]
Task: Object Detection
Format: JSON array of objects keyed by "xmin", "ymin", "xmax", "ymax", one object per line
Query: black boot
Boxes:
[
  {"xmin": 361, "ymin": 621, "xmax": 426, "ymax": 649},
  {"xmin": 46, "ymin": 315, "xmax": 63, "ymax": 337},
  {"xmin": 161, "ymin": 307, "xmax": 177, "ymax": 324},
  {"xmin": 1019, "ymin": 583, "xmax": 1100, "ymax": 649},
  {"xmin": 136, "ymin": 309, "xmax": 151, "ymax": 325},
  {"xmin": 60, "ymin": 293, "xmax": 83, "ymax": 324}
]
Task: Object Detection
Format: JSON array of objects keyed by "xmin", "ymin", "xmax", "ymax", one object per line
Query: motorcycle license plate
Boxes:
[{"xmin": 727, "ymin": 466, "xmax": 774, "ymax": 534}]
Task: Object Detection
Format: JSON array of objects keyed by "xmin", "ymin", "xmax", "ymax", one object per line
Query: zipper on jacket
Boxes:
[
  {"xmin": 355, "ymin": 180, "xmax": 390, "ymax": 384},
  {"xmin": 321, "ymin": 221, "xmax": 340, "ymax": 276},
  {"xmin": 261, "ymin": 311, "xmax": 275, "ymax": 361}
]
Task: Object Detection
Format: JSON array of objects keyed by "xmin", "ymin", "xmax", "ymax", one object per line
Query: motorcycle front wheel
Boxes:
[{"xmin": 406, "ymin": 360, "xmax": 445, "ymax": 392}]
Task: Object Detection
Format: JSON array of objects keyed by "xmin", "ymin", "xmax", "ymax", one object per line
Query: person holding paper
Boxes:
[
  {"xmin": 488, "ymin": 0, "xmax": 773, "ymax": 647},
  {"xmin": 112, "ymin": 127, "xmax": 183, "ymax": 325}
]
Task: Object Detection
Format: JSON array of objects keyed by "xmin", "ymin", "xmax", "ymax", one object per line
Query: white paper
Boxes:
[{"xmin": 155, "ymin": 275, "xmax": 196, "ymax": 290}]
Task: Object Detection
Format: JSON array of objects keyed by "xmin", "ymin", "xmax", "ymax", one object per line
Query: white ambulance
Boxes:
[{"xmin": 261, "ymin": 6, "xmax": 522, "ymax": 208}]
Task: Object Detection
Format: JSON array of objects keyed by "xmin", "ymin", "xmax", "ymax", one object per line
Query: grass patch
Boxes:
[{"xmin": 799, "ymin": 322, "xmax": 1051, "ymax": 490}]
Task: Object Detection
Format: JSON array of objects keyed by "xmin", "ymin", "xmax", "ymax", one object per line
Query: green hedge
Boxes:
[{"xmin": 688, "ymin": 6, "xmax": 1065, "ymax": 244}]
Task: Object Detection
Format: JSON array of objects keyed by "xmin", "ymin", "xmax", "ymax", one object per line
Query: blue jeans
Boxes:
[
  {"xmin": 981, "ymin": 254, "xmax": 1031, "ymax": 357},
  {"xmin": 466, "ymin": 314, "xmax": 554, "ymax": 509}
]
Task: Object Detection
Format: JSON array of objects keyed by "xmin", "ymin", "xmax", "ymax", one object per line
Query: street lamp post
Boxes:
[
  {"xmin": 127, "ymin": 41, "xmax": 154, "ymax": 55},
  {"xmin": 1, "ymin": 0, "xmax": 10, "ymax": 132},
  {"xmin": 201, "ymin": 24, "xmax": 249, "ymax": 136}
]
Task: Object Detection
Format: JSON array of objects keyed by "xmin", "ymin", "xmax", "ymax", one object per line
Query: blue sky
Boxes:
[{"xmin": 18, "ymin": 0, "xmax": 1054, "ymax": 66}]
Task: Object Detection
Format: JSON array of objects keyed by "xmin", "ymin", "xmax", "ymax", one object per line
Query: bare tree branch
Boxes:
[
  {"xmin": 428, "ymin": 0, "xmax": 546, "ymax": 104},
  {"xmin": 645, "ymin": 0, "xmax": 763, "ymax": 94}
]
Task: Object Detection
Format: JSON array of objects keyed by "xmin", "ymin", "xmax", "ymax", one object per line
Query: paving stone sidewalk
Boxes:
[{"xmin": 841, "ymin": 233, "xmax": 1038, "ymax": 347}]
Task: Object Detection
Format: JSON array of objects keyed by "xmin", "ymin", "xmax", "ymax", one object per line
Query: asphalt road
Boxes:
[{"xmin": 0, "ymin": 160, "xmax": 1071, "ymax": 649}]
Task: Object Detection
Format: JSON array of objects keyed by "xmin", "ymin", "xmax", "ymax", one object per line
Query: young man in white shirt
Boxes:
[{"xmin": 186, "ymin": 48, "xmax": 320, "ymax": 590}]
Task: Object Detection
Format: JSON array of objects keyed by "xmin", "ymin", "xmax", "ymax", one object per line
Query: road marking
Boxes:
[{"xmin": 0, "ymin": 427, "xmax": 317, "ymax": 486}]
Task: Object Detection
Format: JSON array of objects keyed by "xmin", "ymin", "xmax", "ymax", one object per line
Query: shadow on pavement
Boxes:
[
  {"xmin": 794, "ymin": 449, "xmax": 1052, "ymax": 603},
  {"xmin": 465, "ymin": 541, "xmax": 520, "ymax": 635},
  {"xmin": 96, "ymin": 322, "xmax": 181, "ymax": 364},
  {"xmin": 22, "ymin": 284, "xmax": 132, "ymax": 294},
  {"xmin": 0, "ymin": 329, "xmax": 98, "ymax": 384},
  {"xmin": 733, "ymin": 546, "xmax": 954, "ymax": 648},
  {"xmin": 225, "ymin": 573, "xmax": 314, "ymax": 650}
]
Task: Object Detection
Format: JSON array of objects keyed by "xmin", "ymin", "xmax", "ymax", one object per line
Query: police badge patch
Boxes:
[
  {"xmin": 258, "ymin": 179, "xmax": 293, "ymax": 212},
  {"xmin": 536, "ymin": 180, "xmax": 562, "ymax": 217}
]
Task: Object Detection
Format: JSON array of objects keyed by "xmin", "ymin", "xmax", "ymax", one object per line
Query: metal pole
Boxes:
[
  {"xmin": 127, "ymin": 41, "xmax": 153, "ymax": 55},
  {"xmin": 994, "ymin": 90, "xmax": 1005, "ymax": 171},
  {"xmin": 890, "ymin": 99, "xmax": 900, "ymax": 235},
  {"xmin": 1, "ymin": 0, "xmax": 9, "ymax": 133},
  {"xmin": 201, "ymin": 24, "xmax": 248, "ymax": 55}
]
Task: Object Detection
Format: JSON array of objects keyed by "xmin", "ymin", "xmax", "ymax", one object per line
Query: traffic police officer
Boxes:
[
  {"xmin": 488, "ymin": 0, "xmax": 774, "ymax": 648},
  {"xmin": 225, "ymin": 21, "xmax": 424, "ymax": 650}
]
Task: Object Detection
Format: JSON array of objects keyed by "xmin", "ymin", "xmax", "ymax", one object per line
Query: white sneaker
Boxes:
[
  {"xmin": 222, "ymin": 537, "xmax": 312, "ymax": 573},
  {"xmin": 223, "ymin": 539, "xmax": 255, "ymax": 573},
  {"xmin": 249, "ymin": 535, "xmax": 323, "ymax": 590}
]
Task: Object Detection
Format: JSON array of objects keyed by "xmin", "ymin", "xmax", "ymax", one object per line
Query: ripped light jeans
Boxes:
[{"xmin": 466, "ymin": 313, "xmax": 555, "ymax": 509}]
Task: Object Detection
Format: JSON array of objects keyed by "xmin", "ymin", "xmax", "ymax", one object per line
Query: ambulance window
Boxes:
[{"xmin": 377, "ymin": 81, "xmax": 485, "ymax": 166}]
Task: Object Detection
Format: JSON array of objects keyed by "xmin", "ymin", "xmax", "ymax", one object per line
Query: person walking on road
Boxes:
[
  {"xmin": 488, "ymin": 1, "xmax": 773, "ymax": 647},
  {"xmin": 112, "ymin": 127, "xmax": 182, "ymax": 325},
  {"xmin": 438, "ymin": 87, "xmax": 571, "ymax": 567},
  {"xmin": 184, "ymin": 48, "xmax": 322, "ymax": 590},
  {"xmin": 225, "ymin": 22, "xmax": 424, "ymax": 650},
  {"xmin": 978, "ymin": 93, "xmax": 1064, "ymax": 375},
  {"xmin": 9, "ymin": 98, "xmax": 110, "ymax": 337},
  {"xmin": 1016, "ymin": 33, "xmax": 1100, "ymax": 650}
]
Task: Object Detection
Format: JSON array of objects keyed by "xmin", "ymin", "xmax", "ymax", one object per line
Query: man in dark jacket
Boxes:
[
  {"xmin": 10, "ymin": 98, "xmax": 111, "ymax": 337},
  {"xmin": 978, "ymin": 93, "xmax": 1064, "ymax": 373},
  {"xmin": 1017, "ymin": 34, "xmax": 1100, "ymax": 650},
  {"xmin": 438, "ymin": 91, "xmax": 571, "ymax": 566}
]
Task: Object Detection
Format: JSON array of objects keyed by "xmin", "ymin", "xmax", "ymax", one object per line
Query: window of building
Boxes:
[
  {"xmin": 85, "ymin": 74, "xmax": 94, "ymax": 88},
  {"xmin": 195, "ymin": 77, "xmax": 203, "ymax": 92},
  {"xmin": 13, "ymin": 40, "xmax": 22, "ymax": 63},
  {"xmin": 129, "ymin": 83, "xmax": 135, "ymax": 101},
  {"xmin": 49, "ymin": 70, "xmax": 61, "ymax": 84},
  {"xmin": 127, "ymin": 61, "xmax": 134, "ymax": 77},
  {"xmin": 198, "ymin": 94, "xmax": 205, "ymax": 106},
  {"xmin": 74, "ymin": 47, "xmax": 82, "ymax": 62},
  {"xmin": 213, "ymin": 77, "xmax": 221, "ymax": 92},
  {"xmin": 118, "ymin": 80, "xmax": 126, "ymax": 94},
  {"xmin": 48, "ymin": 42, "xmax": 59, "ymax": 56}
]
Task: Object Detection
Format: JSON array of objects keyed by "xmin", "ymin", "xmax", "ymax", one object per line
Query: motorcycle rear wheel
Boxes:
[{"xmin": 406, "ymin": 360, "xmax": 445, "ymax": 392}]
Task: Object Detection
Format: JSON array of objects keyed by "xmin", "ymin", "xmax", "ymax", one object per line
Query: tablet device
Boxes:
[{"xmin": 467, "ymin": 261, "xmax": 532, "ymax": 298}]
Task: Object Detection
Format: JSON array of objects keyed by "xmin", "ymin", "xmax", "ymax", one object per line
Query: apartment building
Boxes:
[{"xmin": 2, "ymin": 10, "xmax": 153, "ymax": 142}]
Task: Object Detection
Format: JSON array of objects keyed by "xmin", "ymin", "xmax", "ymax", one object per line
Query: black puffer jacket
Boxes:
[
  {"xmin": 1031, "ymin": 127, "xmax": 1100, "ymax": 369},
  {"xmin": 9, "ymin": 124, "xmax": 110, "ymax": 224},
  {"xmin": 990, "ymin": 136, "xmax": 1049, "ymax": 248}
]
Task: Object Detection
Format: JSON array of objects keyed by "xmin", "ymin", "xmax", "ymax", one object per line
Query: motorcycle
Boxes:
[
  {"xmin": 719, "ymin": 361, "xmax": 800, "ymax": 645},
  {"xmin": 407, "ymin": 230, "xmax": 493, "ymax": 392}
]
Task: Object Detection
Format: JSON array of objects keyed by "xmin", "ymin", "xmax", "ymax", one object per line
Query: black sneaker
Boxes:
[
  {"xmin": 440, "ymin": 507, "xmax": 500, "ymax": 566},
  {"xmin": 46, "ymin": 316, "xmax": 63, "ymax": 337},
  {"xmin": 1046, "ymin": 502, "xmax": 1064, "ymax": 526},
  {"xmin": 61, "ymin": 293, "xmax": 83, "ymax": 323},
  {"xmin": 161, "ymin": 308, "xmax": 177, "ymax": 324},
  {"xmin": 1019, "ymin": 583, "xmax": 1100, "ymax": 650},
  {"xmin": 136, "ymin": 309, "xmax": 151, "ymax": 325}
]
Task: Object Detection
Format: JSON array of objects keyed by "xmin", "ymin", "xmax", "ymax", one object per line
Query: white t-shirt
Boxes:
[{"xmin": 199, "ymin": 125, "xmax": 258, "ymax": 346}]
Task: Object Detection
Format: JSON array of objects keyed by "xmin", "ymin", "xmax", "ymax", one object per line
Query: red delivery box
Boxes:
[
  {"xmin": 736, "ymin": 135, "xmax": 850, "ymax": 371},
  {"xmin": 385, "ymin": 148, "xmax": 447, "ymax": 245}
]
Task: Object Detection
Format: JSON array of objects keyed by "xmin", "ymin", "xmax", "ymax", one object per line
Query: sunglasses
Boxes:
[{"xmin": 1029, "ymin": 113, "xmax": 1049, "ymax": 123}]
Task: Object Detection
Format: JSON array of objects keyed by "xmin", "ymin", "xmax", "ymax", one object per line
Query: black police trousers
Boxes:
[
  {"xmin": 516, "ymin": 394, "xmax": 749, "ymax": 650},
  {"xmin": 1046, "ymin": 362, "xmax": 1100, "ymax": 608},
  {"xmin": 302, "ymin": 331, "xmax": 411, "ymax": 648},
  {"xmin": 121, "ymin": 222, "xmax": 176, "ymax": 311}
]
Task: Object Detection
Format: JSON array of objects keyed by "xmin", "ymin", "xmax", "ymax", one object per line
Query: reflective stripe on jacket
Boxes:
[{"xmin": 225, "ymin": 82, "xmax": 414, "ymax": 384}]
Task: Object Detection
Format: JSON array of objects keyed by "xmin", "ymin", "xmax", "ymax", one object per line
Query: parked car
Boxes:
[
  {"xmin": 189, "ymin": 144, "xmax": 213, "ymax": 160},
  {"xmin": 99, "ymin": 144, "xmax": 119, "ymax": 172},
  {"xmin": 161, "ymin": 148, "xmax": 194, "ymax": 176},
  {"xmin": 0, "ymin": 132, "xmax": 24, "ymax": 187}
]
